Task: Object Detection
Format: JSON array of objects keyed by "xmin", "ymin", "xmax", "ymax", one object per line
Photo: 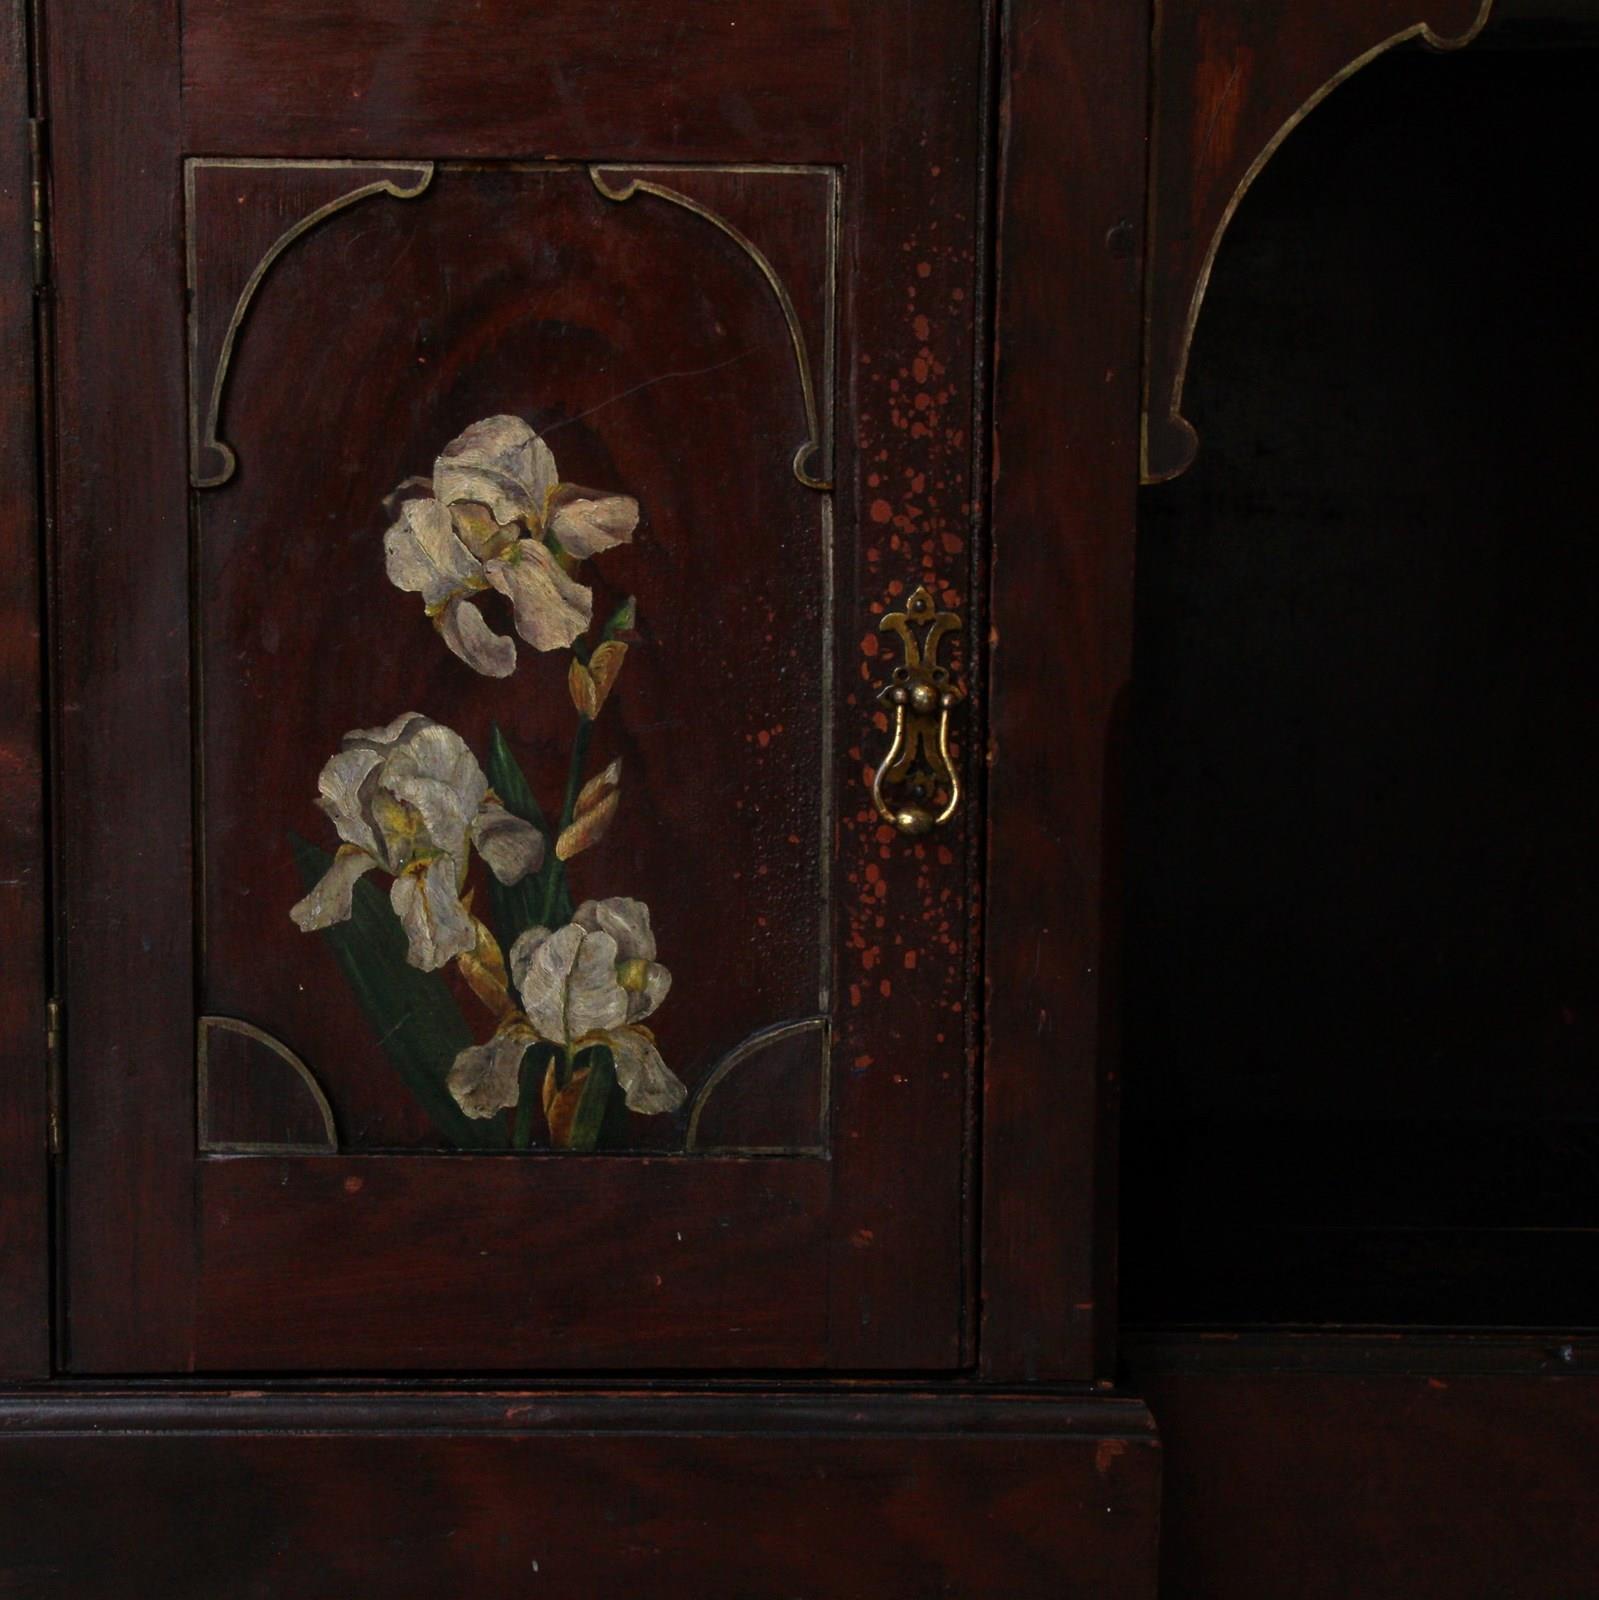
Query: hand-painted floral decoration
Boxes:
[
  {"xmin": 289, "ymin": 712, "xmax": 542, "ymax": 971},
  {"xmin": 291, "ymin": 413, "xmax": 679, "ymax": 1151},
  {"xmin": 384, "ymin": 414, "xmax": 639, "ymax": 677},
  {"xmin": 447, "ymin": 896, "xmax": 684, "ymax": 1138}
]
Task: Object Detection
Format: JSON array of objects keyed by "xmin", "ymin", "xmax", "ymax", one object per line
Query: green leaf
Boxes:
[
  {"xmin": 512, "ymin": 1040, "xmax": 558, "ymax": 1151},
  {"xmin": 541, "ymin": 863, "xmax": 576, "ymax": 933},
  {"xmin": 484, "ymin": 726, "xmax": 562, "ymax": 947},
  {"xmin": 565, "ymin": 1044, "xmax": 617, "ymax": 1152},
  {"xmin": 290, "ymin": 834, "xmax": 505, "ymax": 1150},
  {"xmin": 486, "ymin": 723, "xmax": 550, "ymax": 833}
]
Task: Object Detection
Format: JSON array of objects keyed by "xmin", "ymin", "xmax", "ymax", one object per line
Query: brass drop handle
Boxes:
[{"xmin": 870, "ymin": 585, "xmax": 964, "ymax": 836}]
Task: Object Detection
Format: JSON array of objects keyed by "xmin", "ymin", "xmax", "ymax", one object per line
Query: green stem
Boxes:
[
  {"xmin": 558, "ymin": 717, "xmax": 595, "ymax": 832},
  {"xmin": 538, "ymin": 715, "xmax": 593, "ymax": 927},
  {"xmin": 511, "ymin": 1045, "xmax": 543, "ymax": 1150}
]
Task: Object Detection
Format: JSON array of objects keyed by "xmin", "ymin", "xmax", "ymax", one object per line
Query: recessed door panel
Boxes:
[{"xmin": 193, "ymin": 161, "xmax": 837, "ymax": 1158}]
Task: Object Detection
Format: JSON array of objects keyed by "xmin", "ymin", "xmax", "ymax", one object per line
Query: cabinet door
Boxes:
[{"xmin": 49, "ymin": 1, "xmax": 986, "ymax": 1372}]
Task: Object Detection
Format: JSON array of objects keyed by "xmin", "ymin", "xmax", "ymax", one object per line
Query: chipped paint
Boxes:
[{"xmin": 841, "ymin": 199, "xmax": 976, "ymax": 1055}]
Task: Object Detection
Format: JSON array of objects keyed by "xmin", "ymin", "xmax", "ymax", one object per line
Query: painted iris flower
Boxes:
[
  {"xmin": 447, "ymin": 897, "xmax": 685, "ymax": 1124},
  {"xmin": 290, "ymin": 712, "xmax": 543, "ymax": 970},
  {"xmin": 383, "ymin": 414, "xmax": 639, "ymax": 677}
]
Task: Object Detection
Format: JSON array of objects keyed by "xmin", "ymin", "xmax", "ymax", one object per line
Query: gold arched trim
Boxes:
[
  {"xmin": 684, "ymin": 1015, "xmax": 829, "ymax": 1154},
  {"xmin": 590, "ymin": 165, "xmax": 837, "ymax": 492},
  {"xmin": 186, "ymin": 159, "xmax": 435, "ymax": 489},
  {"xmin": 197, "ymin": 1014, "xmax": 339, "ymax": 1153},
  {"xmin": 1144, "ymin": 0, "xmax": 1496, "ymax": 483}
]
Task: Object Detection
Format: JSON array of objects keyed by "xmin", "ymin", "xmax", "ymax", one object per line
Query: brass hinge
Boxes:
[
  {"xmin": 27, "ymin": 117, "xmax": 48, "ymax": 291},
  {"xmin": 45, "ymin": 996, "xmax": 62, "ymax": 1158}
]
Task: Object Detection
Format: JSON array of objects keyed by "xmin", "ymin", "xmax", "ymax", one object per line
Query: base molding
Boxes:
[{"xmin": 0, "ymin": 1386, "xmax": 1161, "ymax": 1597}]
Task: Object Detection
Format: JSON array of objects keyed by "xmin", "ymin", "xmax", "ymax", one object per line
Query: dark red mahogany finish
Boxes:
[
  {"xmin": 0, "ymin": 1389, "xmax": 1161, "ymax": 1600},
  {"xmin": 1134, "ymin": 1338, "xmax": 1599, "ymax": 1600},
  {"xmin": 16, "ymin": 0, "xmax": 1590, "ymax": 1593},
  {"xmin": 984, "ymin": 0, "xmax": 1151, "ymax": 1383},
  {"xmin": 4, "ymin": 0, "xmax": 1169, "ymax": 1579},
  {"xmin": 0, "ymin": 0, "xmax": 48, "ymax": 1381},
  {"xmin": 49, "ymin": 0, "xmax": 986, "ymax": 1376},
  {"xmin": 7, "ymin": 0, "xmax": 1166, "ymax": 1587}
]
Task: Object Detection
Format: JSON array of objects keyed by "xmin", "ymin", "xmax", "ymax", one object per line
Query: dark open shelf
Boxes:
[{"xmin": 1123, "ymin": 44, "xmax": 1599, "ymax": 1329}]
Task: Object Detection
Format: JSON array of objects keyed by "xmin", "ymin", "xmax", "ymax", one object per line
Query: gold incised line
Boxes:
[
  {"xmin": 186, "ymin": 159, "xmax": 435, "ymax": 489},
  {"xmin": 197, "ymin": 1015, "xmax": 339, "ymax": 1153},
  {"xmin": 589, "ymin": 164, "xmax": 836, "ymax": 492},
  {"xmin": 683, "ymin": 1015, "xmax": 829, "ymax": 1153},
  {"xmin": 1142, "ymin": 0, "xmax": 1497, "ymax": 483}
]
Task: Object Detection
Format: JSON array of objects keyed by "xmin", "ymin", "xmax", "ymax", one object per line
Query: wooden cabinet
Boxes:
[
  {"xmin": 4, "ymin": 0, "xmax": 1594, "ymax": 1593},
  {"xmin": 1, "ymin": 1, "xmax": 1159, "ymax": 1593}
]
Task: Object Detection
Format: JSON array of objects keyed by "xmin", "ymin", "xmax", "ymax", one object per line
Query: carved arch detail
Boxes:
[
  {"xmin": 186, "ymin": 160, "xmax": 835, "ymax": 494},
  {"xmin": 684, "ymin": 1015, "xmax": 829, "ymax": 1154},
  {"xmin": 1142, "ymin": 0, "xmax": 1496, "ymax": 483},
  {"xmin": 186, "ymin": 159, "xmax": 435, "ymax": 489},
  {"xmin": 198, "ymin": 1015, "xmax": 338, "ymax": 1153},
  {"xmin": 590, "ymin": 164, "xmax": 838, "ymax": 493}
]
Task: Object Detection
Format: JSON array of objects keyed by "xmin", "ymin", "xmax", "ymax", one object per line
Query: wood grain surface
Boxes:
[
  {"xmin": 983, "ymin": 0, "xmax": 1151, "ymax": 1381},
  {"xmin": 52, "ymin": 0, "xmax": 988, "ymax": 1375},
  {"xmin": 0, "ymin": 1387, "xmax": 1161, "ymax": 1600},
  {"xmin": 0, "ymin": 0, "xmax": 49, "ymax": 1380},
  {"xmin": 1138, "ymin": 1349, "xmax": 1598, "ymax": 1600}
]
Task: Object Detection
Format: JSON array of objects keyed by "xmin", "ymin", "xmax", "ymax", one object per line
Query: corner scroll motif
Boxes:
[
  {"xmin": 590, "ymin": 165, "xmax": 837, "ymax": 493},
  {"xmin": 198, "ymin": 1015, "xmax": 338, "ymax": 1153},
  {"xmin": 1142, "ymin": 0, "xmax": 1496, "ymax": 483},
  {"xmin": 186, "ymin": 159, "xmax": 435, "ymax": 489}
]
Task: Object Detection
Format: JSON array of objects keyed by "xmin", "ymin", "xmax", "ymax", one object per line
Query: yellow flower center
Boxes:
[
  {"xmin": 372, "ymin": 790, "xmax": 426, "ymax": 847},
  {"xmin": 450, "ymin": 500, "xmax": 521, "ymax": 563},
  {"xmin": 616, "ymin": 958, "xmax": 651, "ymax": 993}
]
